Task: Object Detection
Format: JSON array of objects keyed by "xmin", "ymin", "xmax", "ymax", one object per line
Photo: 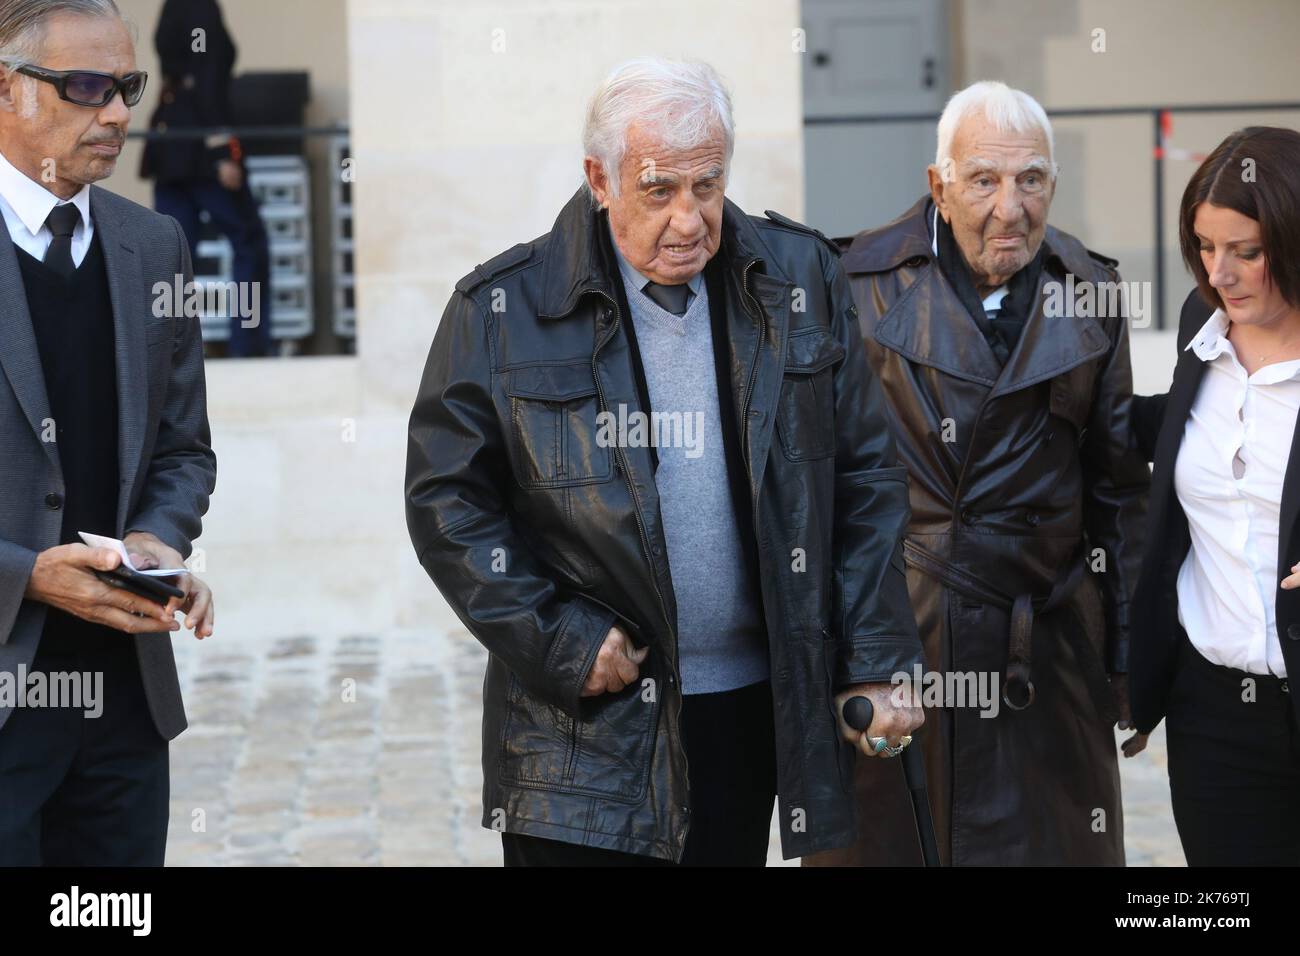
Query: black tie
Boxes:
[
  {"xmin": 44, "ymin": 203, "xmax": 81, "ymax": 278},
  {"xmin": 643, "ymin": 281, "xmax": 690, "ymax": 316}
]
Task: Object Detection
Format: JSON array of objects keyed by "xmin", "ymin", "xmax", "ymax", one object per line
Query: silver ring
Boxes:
[{"xmin": 869, "ymin": 736, "xmax": 904, "ymax": 758}]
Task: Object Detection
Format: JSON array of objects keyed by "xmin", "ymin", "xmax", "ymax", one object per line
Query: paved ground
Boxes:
[{"xmin": 166, "ymin": 627, "xmax": 1185, "ymax": 866}]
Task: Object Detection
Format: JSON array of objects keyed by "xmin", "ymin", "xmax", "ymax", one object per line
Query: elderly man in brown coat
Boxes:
[{"xmin": 804, "ymin": 81, "xmax": 1151, "ymax": 866}]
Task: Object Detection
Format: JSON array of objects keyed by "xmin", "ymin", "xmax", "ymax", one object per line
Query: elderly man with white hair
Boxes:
[
  {"xmin": 406, "ymin": 57, "xmax": 924, "ymax": 866},
  {"xmin": 804, "ymin": 81, "xmax": 1151, "ymax": 867}
]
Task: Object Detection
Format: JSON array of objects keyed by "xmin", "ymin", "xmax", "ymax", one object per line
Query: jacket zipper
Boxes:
[
  {"xmin": 590, "ymin": 290, "xmax": 689, "ymax": 827},
  {"xmin": 738, "ymin": 259, "xmax": 764, "ymax": 433},
  {"xmin": 564, "ymin": 714, "xmax": 579, "ymax": 782},
  {"xmin": 738, "ymin": 259, "xmax": 767, "ymax": 627}
]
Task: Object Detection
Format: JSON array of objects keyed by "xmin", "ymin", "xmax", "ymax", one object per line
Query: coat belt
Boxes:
[{"xmin": 902, "ymin": 538, "xmax": 1119, "ymax": 724}]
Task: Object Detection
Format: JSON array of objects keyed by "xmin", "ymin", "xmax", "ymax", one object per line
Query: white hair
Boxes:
[
  {"xmin": 934, "ymin": 80, "xmax": 1057, "ymax": 179},
  {"xmin": 583, "ymin": 57, "xmax": 735, "ymax": 202}
]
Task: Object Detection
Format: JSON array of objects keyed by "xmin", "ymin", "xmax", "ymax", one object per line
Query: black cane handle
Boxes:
[
  {"xmin": 840, "ymin": 694, "xmax": 942, "ymax": 866},
  {"xmin": 843, "ymin": 694, "xmax": 875, "ymax": 731}
]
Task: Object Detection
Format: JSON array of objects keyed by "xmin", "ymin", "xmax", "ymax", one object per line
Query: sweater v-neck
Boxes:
[{"xmin": 12, "ymin": 234, "xmax": 101, "ymax": 288}]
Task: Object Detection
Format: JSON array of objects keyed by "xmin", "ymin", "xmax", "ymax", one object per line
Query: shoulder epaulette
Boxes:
[
  {"xmin": 1085, "ymin": 246, "xmax": 1120, "ymax": 270},
  {"xmin": 455, "ymin": 242, "xmax": 534, "ymax": 295},
  {"xmin": 761, "ymin": 209, "xmax": 841, "ymax": 255}
]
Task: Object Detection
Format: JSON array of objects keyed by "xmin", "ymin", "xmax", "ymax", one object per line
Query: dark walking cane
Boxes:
[{"xmin": 843, "ymin": 696, "xmax": 941, "ymax": 866}]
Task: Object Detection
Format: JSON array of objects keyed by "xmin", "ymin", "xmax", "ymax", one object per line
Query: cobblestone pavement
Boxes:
[{"xmin": 166, "ymin": 627, "xmax": 1185, "ymax": 866}]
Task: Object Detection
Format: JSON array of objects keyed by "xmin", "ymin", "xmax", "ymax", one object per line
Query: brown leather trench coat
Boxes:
[{"xmin": 804, "ymin": 197, "xmax": 1151, "ymax": 865}]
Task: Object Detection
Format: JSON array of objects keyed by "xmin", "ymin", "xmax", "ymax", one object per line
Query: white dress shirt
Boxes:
[
  {"xmin": 1175, "ymin": 308, "xmax": 1300, "ymax": 677},
  {"xmin": 0, "ymin": 147, "xmax": 93, "ymax": 267}
]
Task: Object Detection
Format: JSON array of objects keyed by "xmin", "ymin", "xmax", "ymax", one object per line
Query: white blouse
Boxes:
[{"xmin": 1174, "ymin": 308, "xmax": 1300, "ymax": 677}]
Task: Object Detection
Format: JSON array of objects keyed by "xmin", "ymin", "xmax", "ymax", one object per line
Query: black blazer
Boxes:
[{"xmin": 1129, "ymin": 289, "xmax": 1300, "ymax": 733}]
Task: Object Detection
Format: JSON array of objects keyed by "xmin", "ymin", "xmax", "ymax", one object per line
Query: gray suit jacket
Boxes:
[{"xmin": 0, "ymin": 185, "xmax": 217, "ymax": 740}]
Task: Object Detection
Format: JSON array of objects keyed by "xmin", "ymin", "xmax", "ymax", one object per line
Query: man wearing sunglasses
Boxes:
[{"xmin": 0, "ymin": 0, "xmax": 217, "ymax": 866}]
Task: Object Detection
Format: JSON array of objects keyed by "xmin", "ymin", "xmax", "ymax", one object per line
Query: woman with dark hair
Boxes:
[{"xmin": 1129, "ymin": 126, "xmax": 1300, "ymax": 865}]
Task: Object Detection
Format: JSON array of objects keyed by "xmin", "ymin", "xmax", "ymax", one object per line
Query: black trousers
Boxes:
[
  {"xmin": 1166, "ymin": 630, "xmax": 1300, "ymax": 866},
  {"xmin": 0, "ymin": 641, "xmax": 170, "ymax": 866},
  {"xmin": 502, "ymin": 679, "xmax": 778, "ymax": 867}
]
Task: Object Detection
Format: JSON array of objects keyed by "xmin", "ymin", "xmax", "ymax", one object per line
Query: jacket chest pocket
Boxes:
[
  {"xmin": 776, "ymin": 328, "xmax": 845, "ymax": 462},
  {"xmin": 506, "ymin": 363, "xmax": 613, "ymax": 489}
]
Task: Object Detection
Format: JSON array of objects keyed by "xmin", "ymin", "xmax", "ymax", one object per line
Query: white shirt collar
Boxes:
[
  {"xmin": 1185, "ymin": 308, "xmax": 1231, "ymax": 361},
  {"xmin": 0, "ymin": 147, "xmax": 91, "ymax": 238},
  {"xmin": 1187, "ymin": 306, "xmax": 1300, "ymax": 383},
  {"xmin": 930, "ymin": 202, "xmax": 1009, "ymax": 313}
]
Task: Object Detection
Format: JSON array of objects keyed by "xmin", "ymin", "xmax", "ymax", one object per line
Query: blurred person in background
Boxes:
[{"xmin": 140, "ymin": 0, "xmax": 271, "ymax": 357}]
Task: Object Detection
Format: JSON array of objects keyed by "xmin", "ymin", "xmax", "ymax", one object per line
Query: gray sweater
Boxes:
[{"xmin": 610, "ymin": 236, "xmax": 768, "ymax": 694}]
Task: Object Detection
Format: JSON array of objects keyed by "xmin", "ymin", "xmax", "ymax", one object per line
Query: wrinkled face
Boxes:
[
  {"xmin": 0, "ymin": 13, "xmax": 135, "ymax": 197},
  {"xmin": 584, "ymin": 120, "xmax": 725, "ymax": 285},
  {"xmin": 1194, "ymin": 202, "xmax": 1297, "ymax": 329},
  {"xmin": 928, "ymin": 113, "xmax": 1054, "ymax": 293}
]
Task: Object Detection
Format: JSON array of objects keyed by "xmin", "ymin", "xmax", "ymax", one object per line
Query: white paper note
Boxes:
[{"xmin": 78, "ymin": 532, "xmax": 188, "ymax": 577}]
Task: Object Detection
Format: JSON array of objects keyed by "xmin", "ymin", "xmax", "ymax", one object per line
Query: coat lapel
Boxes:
[
  {"xmin": 90, "ymin": 187, "xmax": 148, "ymax": 530},
  {"xmin": 861, "ymin": 208, "xmax": 1113, "ymax": 396},
  {"xmin": 1278, "ymin": 406, "xmax": 1300, "ymax": 685},
  {"xmin": 714, "ymin": 203, "xmax": 793, "ymax": 500},
  {"xmin": 1277, "ymin": 381, "xmax": 1300, "ymax": 576},
  {"xmin": 1149, "ymin": 333, "xmax": 1210, "ymax": 526},
  {"xmin": 989, "ymin": 266, "xmax": 1110, "ymax": 398},
  {"xmin": 0, "ymin": 231, "xmax": 57, "ymax": 469},
  {"xmin": 845, "ymin": 197, "xmax": 1003, "ymax": 387},
  {"xmin": 872, "ymin": 262, "xmax": 1004, "ymax": 388},
  {"xmin": 592, "ymin": 297, "xmax": 659, "ymax": 503}
]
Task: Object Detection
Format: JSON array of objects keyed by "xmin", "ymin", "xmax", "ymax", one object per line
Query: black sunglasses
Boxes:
[{"xmin": 14, "ymin": 65, "xmax": 148, "ymax": 108}]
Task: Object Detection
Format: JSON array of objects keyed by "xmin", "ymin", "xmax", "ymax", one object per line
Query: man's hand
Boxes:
[
  {"xmin": 1109, "ymin": 673, "xmax": 1149, "ymax": 757},
  {"xmin": 24, "ymin": 543, "xmax": 178, "ymax": 634},
  {"xmin": 124, "ymin": 531, "xmax": 215, "ymax": 639},
  {"xmin": 580, "ymin": 624, "xmax": 648, "ymax": 697},
  {"xmin": 833, "ymin": 681, "xmax": 925, "ymax": 757},
  {"xmin": 216, "ymin": 158, "xmax": 243, "ymax": 192}
]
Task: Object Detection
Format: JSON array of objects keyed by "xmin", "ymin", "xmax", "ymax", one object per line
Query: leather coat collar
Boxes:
[{"xmin": 842, "ymin": 195, "xmax": 1112, "ymax": 394}]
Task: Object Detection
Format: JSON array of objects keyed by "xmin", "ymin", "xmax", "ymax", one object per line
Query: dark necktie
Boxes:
[
  {"xmin": 642, "ymin": 280, "xmax": 690, "ymax": 316},
  {"xmin": 43, "ymin": 203, "xmax": 81, "ymax": 279}
]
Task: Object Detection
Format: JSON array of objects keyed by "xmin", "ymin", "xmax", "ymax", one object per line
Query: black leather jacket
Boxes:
[{"xmin": 405, "ymin": 187, "xmax": 921, "ymax": 861}]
